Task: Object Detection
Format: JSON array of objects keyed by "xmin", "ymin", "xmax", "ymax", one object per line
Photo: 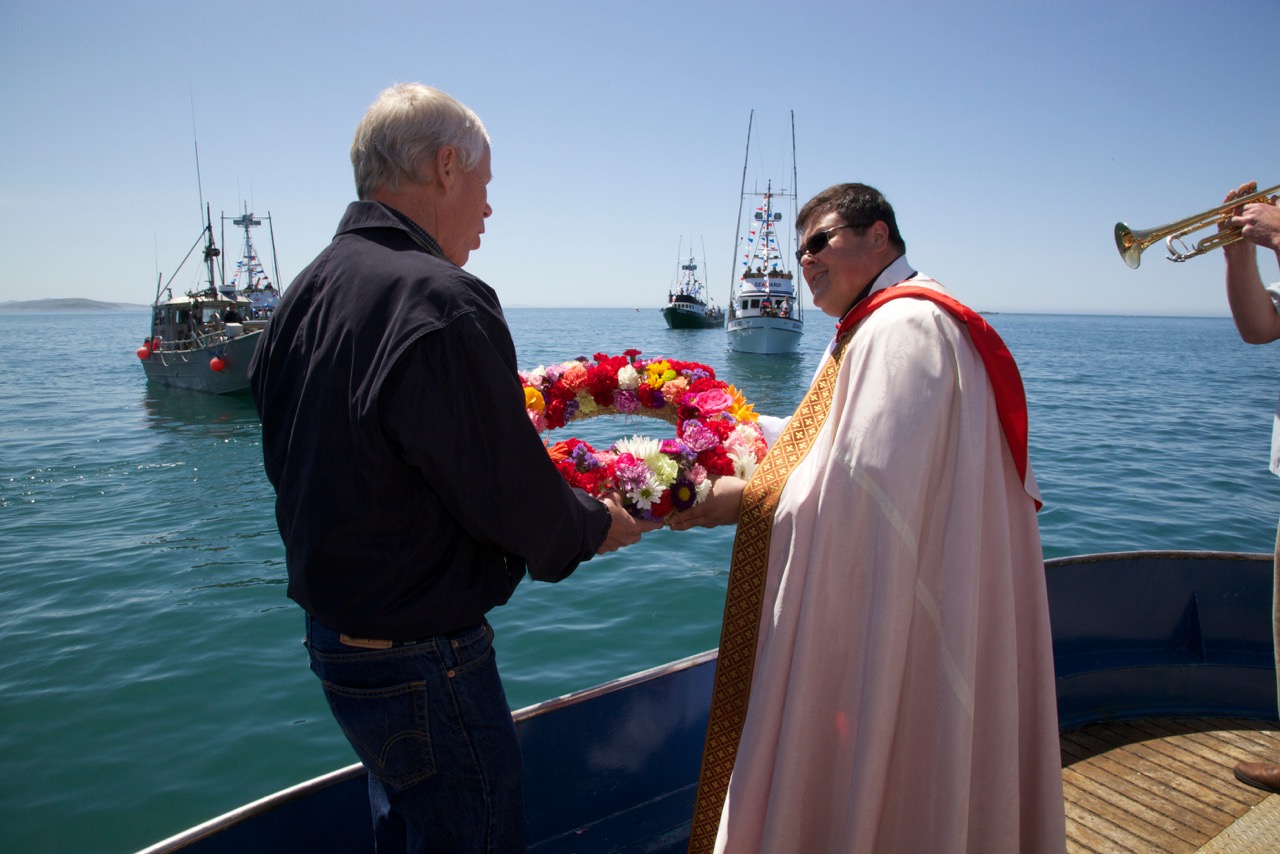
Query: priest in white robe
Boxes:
[{"xmin": 671, "ymin": 183, "xmax": 1066, "ymax": 853}]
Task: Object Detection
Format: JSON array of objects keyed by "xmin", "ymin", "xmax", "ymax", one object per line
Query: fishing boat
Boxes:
[
  {"xmin": 139, "ymin": 550, "xmax": 1280, "ymax": 853},
  {"xmin": 662, "ymin": 242, "xmax": 724, "ymax": 330},
  {"xmin": 135, "ymin": 206, "xmax": 282, "ymax": 394},
  {"xmin": 726, "ymin": 111, "xmax": 803, "ymax": 355}
]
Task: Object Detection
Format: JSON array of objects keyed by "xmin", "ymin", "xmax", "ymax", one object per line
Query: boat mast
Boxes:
[
  {"xmin": 700, "ymin": 235, "xmax": 714, "ymax": 308},
  {"xmin": 789, "ymin": 109, "xmax": 802, "ymax": 314},
  {"xmin": 201, "ymin": 203, "xmax": 221, "ymax": 298},
  {"xmin": 728, "ymin": 110, "xmax": 753, "ymax": 319},
  {"xmin": 266, "ymin": 212, "xmax": 282, "ymax": 291},
  {"xmin": 232, "ymin": 209, "xmax": 261, "ymax": 294},
  {"xmin": 221, "ymin": 209, "xmax": 282, "ymax": 298},
  {"xmin": 670, "ymin": 236, "xmax": 684, "ymax": 300}
]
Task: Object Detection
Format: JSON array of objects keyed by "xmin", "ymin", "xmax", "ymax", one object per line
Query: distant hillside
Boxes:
[{"xmin": 0, "ymin": 298, "xmax": 148, "ymax": 311}]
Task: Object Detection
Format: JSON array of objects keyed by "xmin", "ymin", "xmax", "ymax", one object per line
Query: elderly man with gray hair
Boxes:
[{"xmin": 249, "ymin": 83, "xmax": 656, "ymax": 852}]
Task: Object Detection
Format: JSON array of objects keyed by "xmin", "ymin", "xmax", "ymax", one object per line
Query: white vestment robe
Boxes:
[{"xmin": 715, "ymin": 260, "xmax": 1066, "ymax": 853}]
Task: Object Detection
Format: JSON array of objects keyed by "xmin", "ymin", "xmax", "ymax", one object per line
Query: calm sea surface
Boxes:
[{"xmin": 3, "ymin": 307, "xmax": 1279, "ymax": 852}]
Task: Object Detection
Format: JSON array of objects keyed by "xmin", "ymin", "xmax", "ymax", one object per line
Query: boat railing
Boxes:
[{"xmin": 150, "ymin": 327, "xmax": 229, "ymax": 356}]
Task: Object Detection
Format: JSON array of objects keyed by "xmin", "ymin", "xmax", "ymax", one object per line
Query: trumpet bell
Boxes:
[{"xmin": 1114, "ymin": 222, "xmax": 1145, "ymax": 269}]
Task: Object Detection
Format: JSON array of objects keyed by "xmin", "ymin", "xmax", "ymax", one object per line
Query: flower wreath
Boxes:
[{"xmin": 521, "ymin": 349, "xmax": 767, "ymax": 520}]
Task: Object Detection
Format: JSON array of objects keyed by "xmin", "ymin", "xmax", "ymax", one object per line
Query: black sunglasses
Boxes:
[{"xmin": 795, "ymin": 223, "xmax": 864, "ymax": 263}]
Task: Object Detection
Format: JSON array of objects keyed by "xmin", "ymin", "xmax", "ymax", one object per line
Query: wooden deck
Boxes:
[{"xmin": 1062, "ymin": 718, "xmax": 1280, "ymax": 852}]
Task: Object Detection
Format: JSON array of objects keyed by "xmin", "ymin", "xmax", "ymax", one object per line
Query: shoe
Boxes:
[{"xmin": 1234, "ymin": 761, "xmax": 1280, "ymax": 794}]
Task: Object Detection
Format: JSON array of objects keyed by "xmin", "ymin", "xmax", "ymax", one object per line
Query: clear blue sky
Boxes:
[{"xmin": 2, "ymin": 0, "xmax": 1277, "ymax": 315}]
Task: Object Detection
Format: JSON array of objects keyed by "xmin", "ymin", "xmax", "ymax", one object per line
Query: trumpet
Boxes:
[{"xmin": 1115, "ymin": 183, "xmax": 1280, "ymax": 268}]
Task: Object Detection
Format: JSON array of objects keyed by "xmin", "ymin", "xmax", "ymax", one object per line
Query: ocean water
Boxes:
[{"xmin": 2, "ymin": 306, "xmax": 1279, "ymax": 852}]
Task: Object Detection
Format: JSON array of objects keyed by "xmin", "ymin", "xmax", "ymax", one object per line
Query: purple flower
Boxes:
[
  {"xmin": 569, "ymin": 443, "xmax": 600, "ymax": 471},
  {"xmin": 670, "ymin": 477, "xmax": 698, "ymax": 511},
  {"xmin": 660, "ymin": 438, "xmax": 693, "ymax": 462},
  {"xmin": 613, "ymin": 453, "xmax": 650, "ymax": 492},
  {"xmin": 613, "ymin": 389, "xmax": 640, "ymax": 414}
]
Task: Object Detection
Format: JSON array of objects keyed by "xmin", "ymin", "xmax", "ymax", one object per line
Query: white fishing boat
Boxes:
[
  {"xmin": 662, "ymin": 240, "xmax": 724, "ymax": 330},
  {"xmin": 726, "ymin": 111, "xmax": 803, "ymax": 355},
  {"xmin": 135, "ymin": 206, "xmax": 282, "ymax": 394}
]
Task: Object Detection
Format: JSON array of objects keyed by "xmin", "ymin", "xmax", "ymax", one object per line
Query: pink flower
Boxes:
[
  {"xmin": 680, "ymin": 420, "xmax": 719, "ymax": 453},
  {"xmin": 689, "ymin": 388, "xmax": 733, "ymax": 417}
]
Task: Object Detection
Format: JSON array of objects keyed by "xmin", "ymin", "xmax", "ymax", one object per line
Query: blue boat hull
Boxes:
[{"xmin": 140, "ymin": 551, "xmax": 1278, "ymax": 853}]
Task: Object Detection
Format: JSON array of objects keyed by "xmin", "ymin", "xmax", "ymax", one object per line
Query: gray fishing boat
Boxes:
[{"xmin": 135, "ymin": 207, "xmax": 281, "ymax": 394}]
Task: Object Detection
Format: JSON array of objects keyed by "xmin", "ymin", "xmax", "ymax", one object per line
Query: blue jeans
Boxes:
[{"xmin": 305, "ymin": 615, "xmax": 525, "ymax": 853}]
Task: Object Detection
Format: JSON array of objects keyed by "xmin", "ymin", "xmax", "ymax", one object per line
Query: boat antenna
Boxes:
[
  {"xmin": 790, "ymin": 110, "xmax": 798, "ymax": 207},
  {"xmin": 189, "ymin": 89, "xmax": 207, "ymax": 228},
  {"xmin": 729, "ymin": 109, "xmax": 753, "ymax": 318}
]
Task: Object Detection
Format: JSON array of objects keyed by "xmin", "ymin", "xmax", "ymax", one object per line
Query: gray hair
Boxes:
[{"xmin": 350, "ymin": 83, "xmax": 490, "ymax": 199}]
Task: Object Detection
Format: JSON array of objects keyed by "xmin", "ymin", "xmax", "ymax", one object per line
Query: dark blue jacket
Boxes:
[{"xmin": 249, "ymin": 201, "xmax": 609, "ymax": 639}]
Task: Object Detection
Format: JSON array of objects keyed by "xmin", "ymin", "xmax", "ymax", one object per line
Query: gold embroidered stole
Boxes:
[{"xmin": 686, "ymin": 330, "xmax": 855, "ymax": 853}]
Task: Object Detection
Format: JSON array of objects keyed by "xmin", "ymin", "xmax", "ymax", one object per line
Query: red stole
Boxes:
[{"xmin": 838, "ymin": 284, "xmax": 1038, "ymax": 508}]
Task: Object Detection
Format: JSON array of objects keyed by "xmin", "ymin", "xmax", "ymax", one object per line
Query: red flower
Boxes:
[
  {"xmin": 547, "ymin": 383, "xmax": 577, "ymax": 402},
  {"xmin": 687, "ymin": 377, "xmax": 722, "ymax": 394},
  {"xmin": 649, "ymin": 489, "xmax": 673, "ymax": 518},
  {"xmin": 556, "ymin": 458, "xmax": 614, "ymax": 494},
  {"xmin": 637, "ymin": 385, "xmax": 664, "ymax": 409},
  {"xmin": 585, "ymin": 358, "xmax": 624, "ymax": 400},
  {"xmin": 697, "ymin": 447, "xmax": 735, "ymax": 476},
  {"xmin": 547, "ymin": 399, "xmax": 570, "ymax": 429},
  {"xmin": 668, "ymin": 359, "xmax": 715, "ymax": 380},
  {"xmin": 706, "ymin": 418, "xmax": 733, "ymax": 440}
]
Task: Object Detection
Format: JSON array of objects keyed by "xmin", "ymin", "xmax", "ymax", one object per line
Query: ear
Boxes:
[
  {"xmin": 431, "ymin": 145, "xmax": 458, "ymax": 191},
  {"xmin": 869, "ymin": 220, "xmax": 891, "ymax": 251}
]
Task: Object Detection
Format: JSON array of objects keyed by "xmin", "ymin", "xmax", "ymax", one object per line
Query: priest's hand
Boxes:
[
  {"xmin": 666, "ymin": 476, "xmax": 747, "ymax": 530},
  {"xmin": 596, "ymin": 495, "xmax": 662, "ymax": 554}
]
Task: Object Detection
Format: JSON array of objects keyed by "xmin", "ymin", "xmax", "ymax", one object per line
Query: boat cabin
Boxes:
[
  {"xmin": 148, "ymin": 294, "xmax": 259, "ymax": 353},
  {"xmin": 734, "ymin": 268, "xmax": 797, "ymax": 320}
]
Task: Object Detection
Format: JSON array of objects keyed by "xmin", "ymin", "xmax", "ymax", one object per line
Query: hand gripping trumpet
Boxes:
[{"xmin": 1115, "ymin": 183, "xmax": 1280, "ymax": 268}]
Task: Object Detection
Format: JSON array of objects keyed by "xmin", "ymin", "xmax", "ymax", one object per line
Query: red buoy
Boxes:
[
  {"xmin": 136, "ymin": 346, "xmax": 151, "ymax": 360},
  {"xmin": 209, "ymin": 357, "xmax": 226, "ymax": 372}
]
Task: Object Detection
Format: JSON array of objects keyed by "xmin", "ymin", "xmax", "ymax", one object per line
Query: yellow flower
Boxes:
[
  {"xmin": 646, "ymin": 360, "xmax": 676, "ymax": 389},
  {"xmin": 524, "ymin": 387, "xmax": 545, "ymax": 412},
  {"xmin": 727, "ymin": 385, "xmax": 759, "ymax": 422}
]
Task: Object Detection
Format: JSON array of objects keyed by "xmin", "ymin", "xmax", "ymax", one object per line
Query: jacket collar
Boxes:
[{"xmin": 336, "ymin": 200, "xmax": 448, "ymax": 261}]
